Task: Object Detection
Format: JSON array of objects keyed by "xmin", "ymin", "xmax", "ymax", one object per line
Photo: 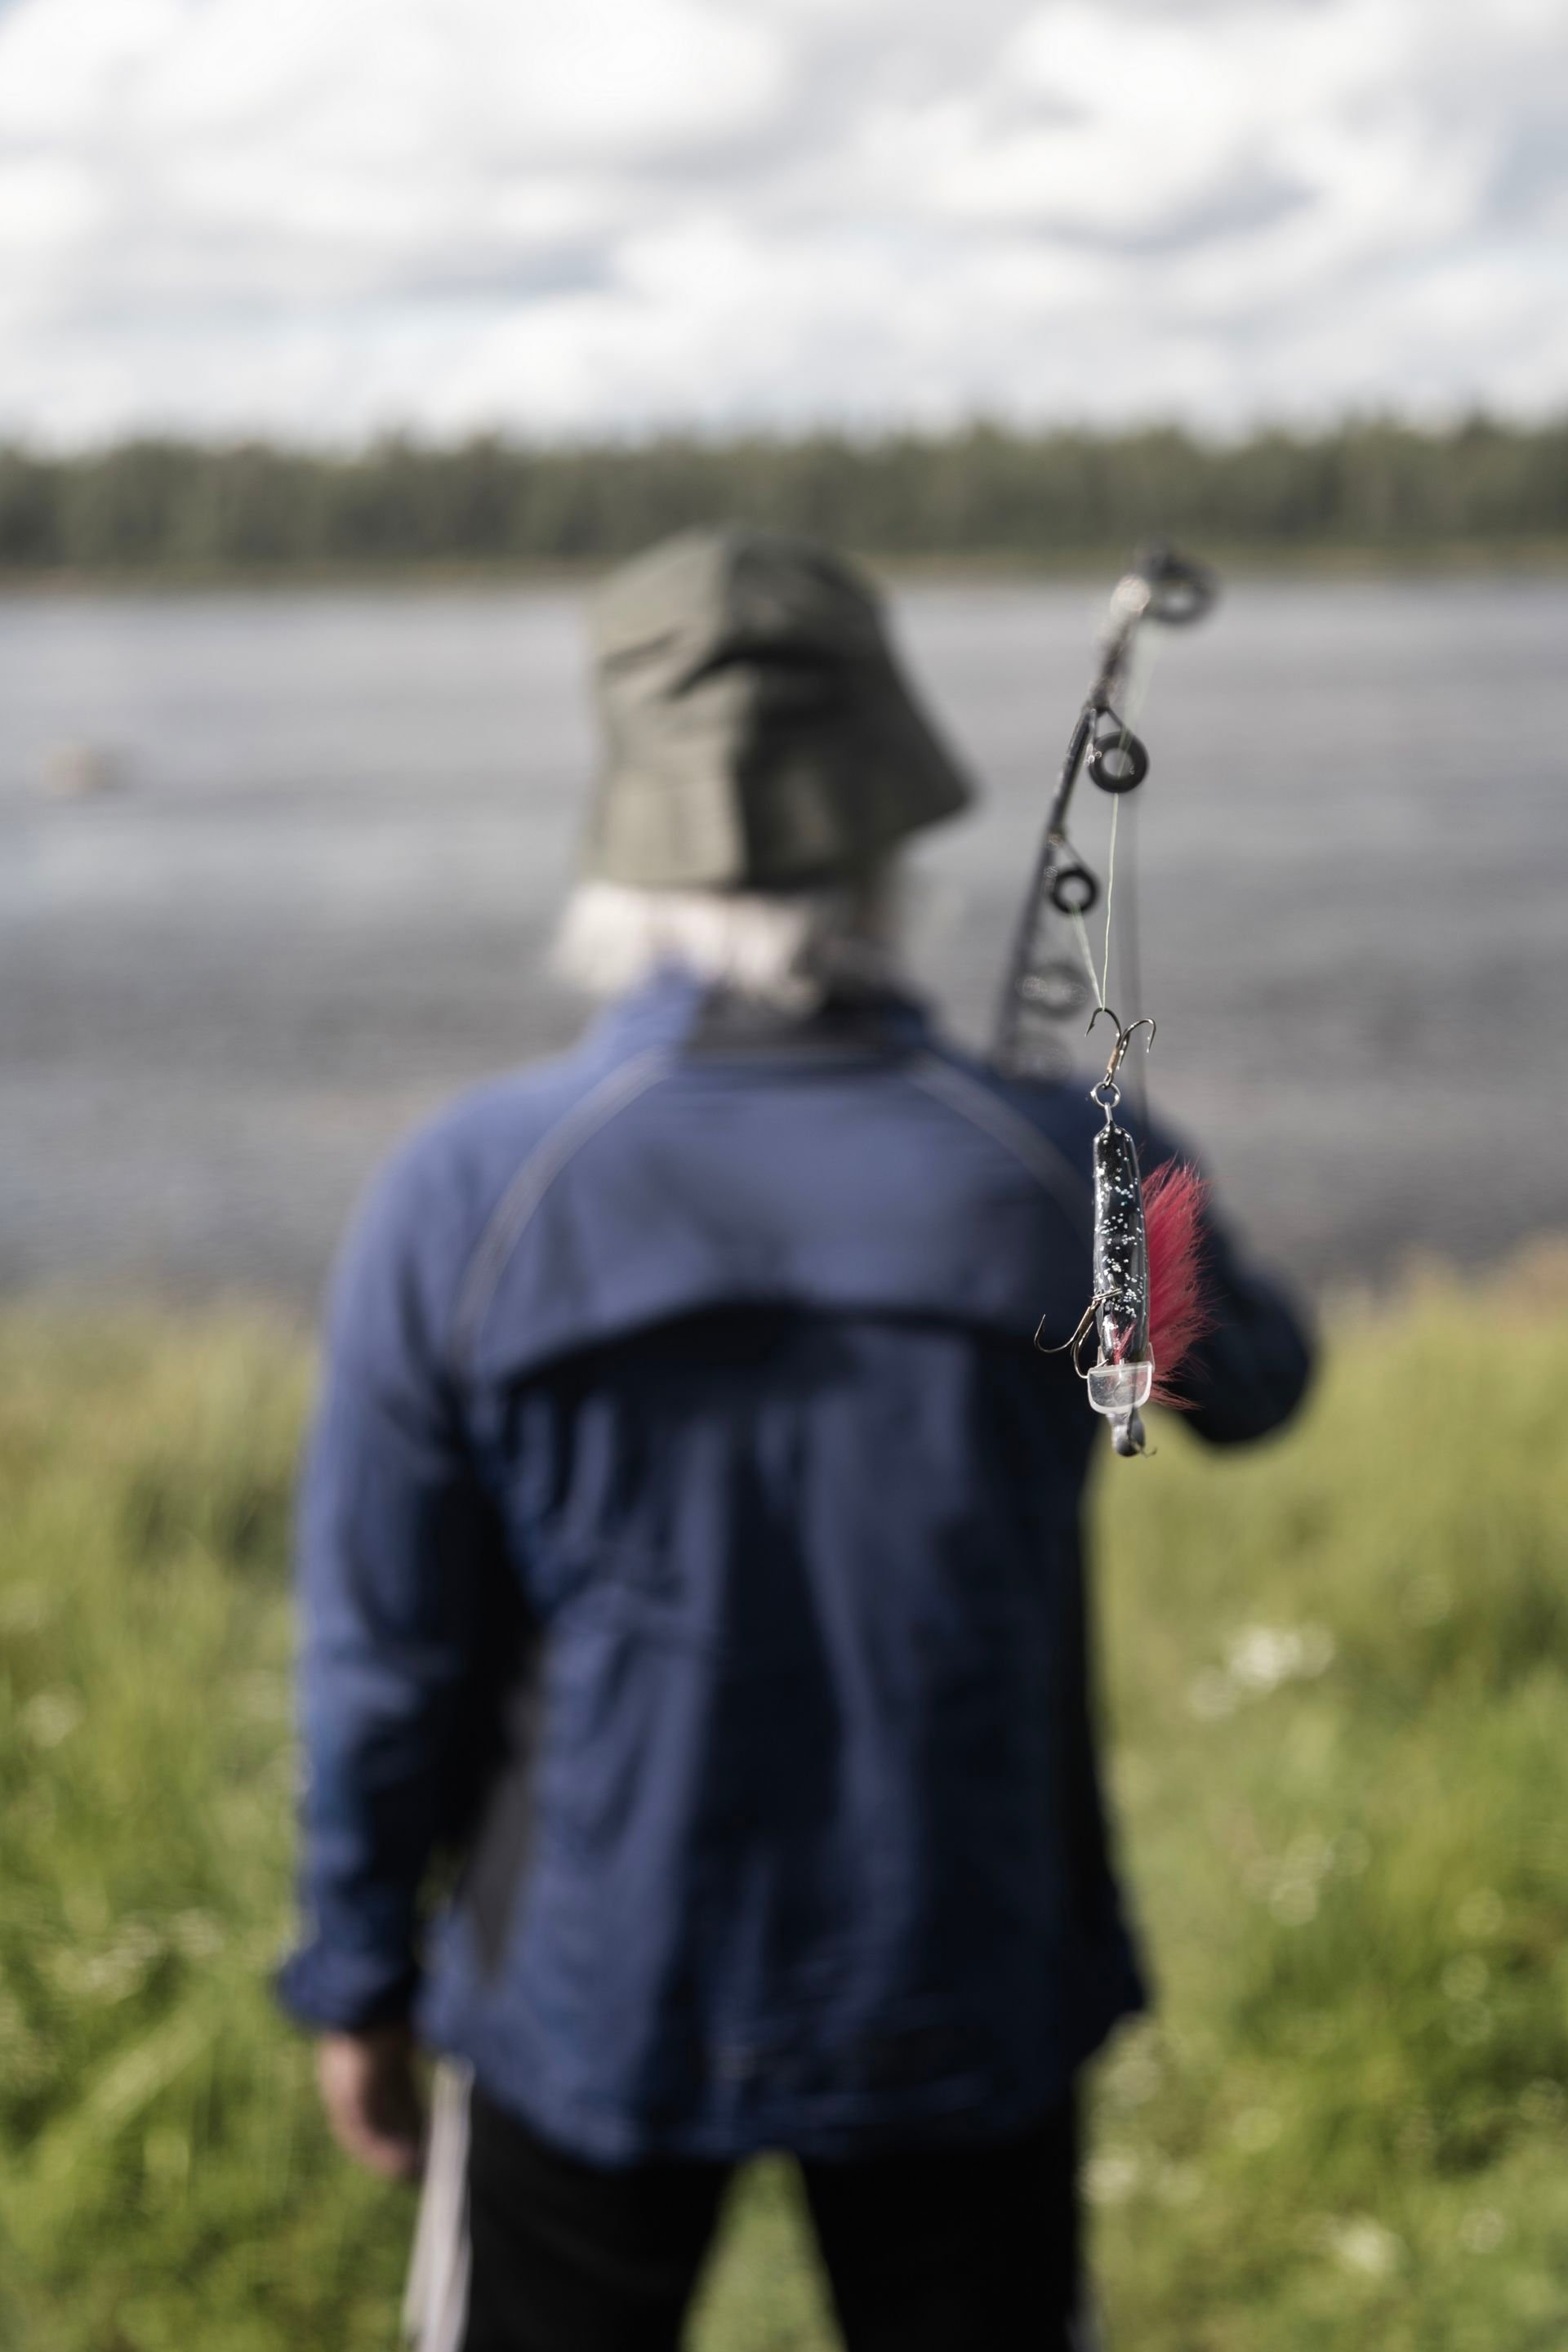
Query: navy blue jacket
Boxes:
[{"xmin": 278, "ymin": 973, "xmax": 1310, "ymax": 2163}]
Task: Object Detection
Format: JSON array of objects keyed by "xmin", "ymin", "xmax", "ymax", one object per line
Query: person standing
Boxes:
[{"xmin": 279, "ymin": 527, "xmax": 1312, "ymax": 2350}]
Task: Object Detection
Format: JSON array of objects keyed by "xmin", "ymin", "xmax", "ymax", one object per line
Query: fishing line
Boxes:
[
  {"xmin": 1106, "ymin": 630, "xmax": 1160, "ymax": 1116},
  {"xmin": 1098, "ymin": 794, "xmax": 1121, "ymax": 1011},
  {"xmin": 1090, "ymin": 627, "xmax": 1159, "ymax": 1021},
  {"xmin": 1117, "ymin": 793, "xmax": 1148, "ymax": 1123},
  {"xmin": 1068, "ymin": 906, "xmax": 1104, "ymax": 1008}
]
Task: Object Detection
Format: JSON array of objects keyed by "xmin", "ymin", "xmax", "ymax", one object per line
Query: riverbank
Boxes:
[{"xmin": 2, "ymin": 1253, "xmax": 1566, "ymax": 2350}]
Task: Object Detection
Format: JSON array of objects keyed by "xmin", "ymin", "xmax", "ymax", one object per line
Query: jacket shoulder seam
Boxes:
[
  {"xmin": 905, "ymin": 1054, "xmax": 1091, "ymax": 1239},
  {"xmin": 448, "ymin": 1048, "xmax": 673, "ymax": 1371}
]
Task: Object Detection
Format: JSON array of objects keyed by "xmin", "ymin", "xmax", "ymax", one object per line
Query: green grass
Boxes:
[{"xmin": 2, "ymin": 1260, "xmax": 1567, "ymax": 2350}]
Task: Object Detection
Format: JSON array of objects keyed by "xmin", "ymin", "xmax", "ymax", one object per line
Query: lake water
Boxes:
[{"xmin": 2, "ymin": 576, "xmax": 1565, "ymax": 1298}]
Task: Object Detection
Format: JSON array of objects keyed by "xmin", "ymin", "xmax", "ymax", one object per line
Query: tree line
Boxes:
[{"xmin": 2, "ymin": 416, "xmax": 1566, "ymax": 572}]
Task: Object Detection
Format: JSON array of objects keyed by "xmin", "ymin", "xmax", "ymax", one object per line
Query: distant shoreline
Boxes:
[
  {"xmin": 7, "ymin": 419, "xmax": 1566, "ymax": 585},
  {"xmin": 6, "ymin": 541, "xmax": 1568, "ymax": 595}
]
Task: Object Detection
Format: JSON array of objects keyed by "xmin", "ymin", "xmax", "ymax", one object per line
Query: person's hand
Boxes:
[{"xmin": 316, "ymin": 2022, "xmax": 425, "ymax": 2180}]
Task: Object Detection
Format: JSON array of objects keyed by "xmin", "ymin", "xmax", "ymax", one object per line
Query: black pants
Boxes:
[{"xmin": 462, "ymin": 2087, "xmax": 1083, "ymax": 2352}]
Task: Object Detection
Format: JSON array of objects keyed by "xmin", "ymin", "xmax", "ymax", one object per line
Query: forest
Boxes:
[{"xmin": 2, "ymin": 415, "xmax": 1566, "ymax": 574}]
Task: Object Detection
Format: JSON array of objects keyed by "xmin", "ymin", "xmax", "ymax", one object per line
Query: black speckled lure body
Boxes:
[{"xmin": 1092, "ymin": 1118, "xmax": 1149, "ymax": 1374}]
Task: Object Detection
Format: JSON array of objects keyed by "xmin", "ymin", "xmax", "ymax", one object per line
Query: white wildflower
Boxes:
[
  {"xmin": 1319, "ymin": 2217, "xmax": 1405, "ymax": 2278},
  {"xmin": 21, "ymin": 1690, "xmax": 82, "ymax": 1748},
  {"xmin": 1084, "ymin": 2152, "xmax": 1142, "ymax": 2206}
]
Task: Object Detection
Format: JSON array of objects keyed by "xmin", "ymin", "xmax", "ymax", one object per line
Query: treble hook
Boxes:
[{"xmin": 1086, "ymin": 1005, "xmax": 1156, "ymax": 1090}]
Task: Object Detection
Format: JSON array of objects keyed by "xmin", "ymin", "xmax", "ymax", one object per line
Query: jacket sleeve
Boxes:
[
  {"xmin": 1139, "ymin": 1119, "xmax": 1316, "ymax": 1446},
  {"xmin": 1175, "ymin": 1201, "xmax": 1316, "ymax": 1445},
  {"xmin": 276, "ymin": 1147, "xmax": 522, "ymax": 2034}
]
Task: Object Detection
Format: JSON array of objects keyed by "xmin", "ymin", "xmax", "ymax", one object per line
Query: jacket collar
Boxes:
[{"xmin": 584, "ymin": 965, "xmax": 935, "ymax": 1067}]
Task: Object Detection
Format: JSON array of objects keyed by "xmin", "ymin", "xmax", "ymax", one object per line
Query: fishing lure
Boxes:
[{"xmin": 1041, "ymin": 1009, "xmax": 1210, "ymax": 1457}]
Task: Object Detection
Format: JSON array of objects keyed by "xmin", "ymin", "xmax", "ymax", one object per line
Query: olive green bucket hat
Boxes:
[{"xmin": 582, "ymin": 526, "xmax": 974, "ymax": 889}]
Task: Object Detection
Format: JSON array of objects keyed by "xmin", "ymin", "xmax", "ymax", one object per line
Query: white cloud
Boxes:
[{"xmin": 0, "ymin": 0, "xmax": 1563, "ymax": 442}]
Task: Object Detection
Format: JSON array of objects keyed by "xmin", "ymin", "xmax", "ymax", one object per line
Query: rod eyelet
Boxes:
[
  {"xmin": 1049, "ymin": 862, "xmax": 1098, "ymax": 915},
  {"xmin": 1086, "ymin": 718, "xmax": 1148, "ymax": 794}
]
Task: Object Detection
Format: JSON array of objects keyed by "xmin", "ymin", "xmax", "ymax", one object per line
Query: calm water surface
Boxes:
[{"xmin": 2, "ymin": 577, "xmax": 1565, "ymax": 1294}]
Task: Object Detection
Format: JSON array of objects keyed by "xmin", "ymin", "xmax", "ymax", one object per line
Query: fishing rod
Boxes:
[
  {"xmin": 999, "ymin": 541, "xmax": 1218, "ymax": 1456},
  {"xmin": 993, "ymin": 541, "xmax": 1217, "ymax": 1078}
]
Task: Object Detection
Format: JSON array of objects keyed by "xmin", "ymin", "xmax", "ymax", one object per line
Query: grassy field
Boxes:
[{"xmin": 2, "ymin": 1259, "xmax": 1566, "ymax": 2351}]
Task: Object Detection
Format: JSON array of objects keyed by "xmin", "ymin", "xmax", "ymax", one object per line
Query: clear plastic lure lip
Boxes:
[{"xmin": 1087, "ymin": 1358, "xmax": 1153, "ymax": 1417}]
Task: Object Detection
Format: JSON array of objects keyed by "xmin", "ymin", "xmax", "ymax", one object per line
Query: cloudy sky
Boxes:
[{"xmin": 1, "ymin": 0, "xmax": 1566, "ymax": 445}]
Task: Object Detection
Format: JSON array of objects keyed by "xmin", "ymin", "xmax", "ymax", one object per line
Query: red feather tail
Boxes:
[{"xmin": 1143, "ymin": 1160, "xmax": 1213, "ymax": 1406}]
